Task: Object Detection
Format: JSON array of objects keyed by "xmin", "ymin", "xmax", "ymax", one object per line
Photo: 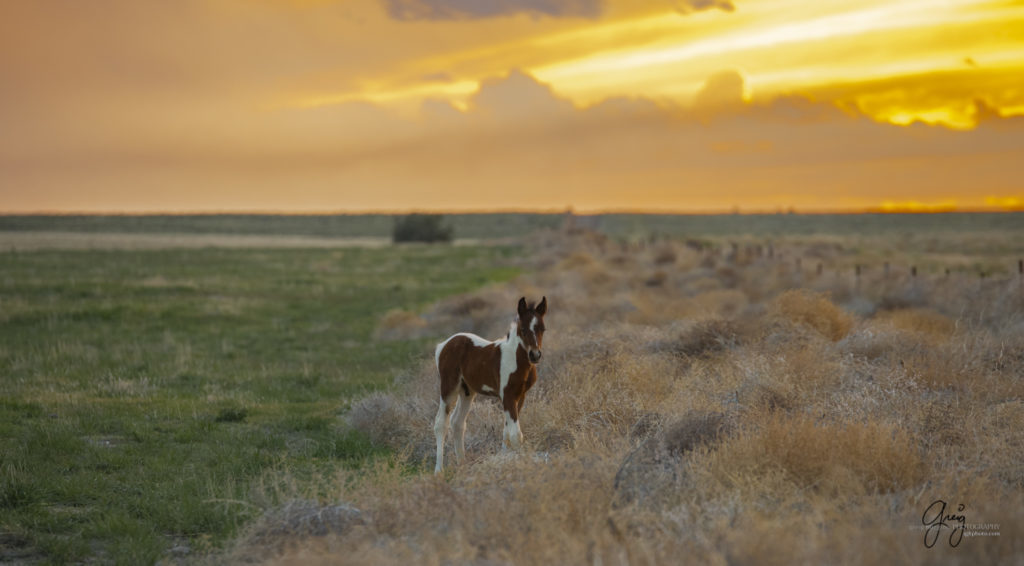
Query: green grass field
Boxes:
[
  {"xmin": 0, "ymin": 244, "xmax": 519, "ymax": 564},
  {"xmin": 0, "ymin": 214, "xmax": 565, "ymax": 240}
]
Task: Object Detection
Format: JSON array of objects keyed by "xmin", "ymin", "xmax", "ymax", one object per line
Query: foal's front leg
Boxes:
[
  {"xmin": 507, "ymin": 369, "xmax": 535, "ymax": 449},
  {"xmin": 501, "ymin": 393, "xmax": 524, "ymax": 451},
  {"xmin": 511, "ymin": 367, "xmax": 535, "ymax": 446}
]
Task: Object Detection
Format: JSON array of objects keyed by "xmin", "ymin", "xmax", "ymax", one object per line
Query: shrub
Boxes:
[
  {"xmin": 875, "ymin": 308, "xmax": 955, "ymax": 339},
  {"xmin": 613, "ymin": 412, "xmax": 733, "ymax": 508},
  {"xmin": 772, "ymin": 289, "xmax": 853, "ymax": 341},
  {"xmin": 392, "ymin": 214, "xmax": 453, "ymax": 243},
  {"xmin": 705, "ymin": 413, "xmax": 925, "ymax": 495},
  {"xmin": 662, "ymin": 319, "xmax": 743, "ymax": 359}
]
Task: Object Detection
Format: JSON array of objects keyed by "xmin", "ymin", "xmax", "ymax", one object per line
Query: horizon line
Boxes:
[{"xmin": 1, "ymin": 207, "xmax": 1023, "ymax": 216}]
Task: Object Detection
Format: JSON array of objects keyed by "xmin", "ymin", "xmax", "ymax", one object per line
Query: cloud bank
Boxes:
[{"xmin": 4, "ymin": 69, "xmax": 1021, "ymax": 213}]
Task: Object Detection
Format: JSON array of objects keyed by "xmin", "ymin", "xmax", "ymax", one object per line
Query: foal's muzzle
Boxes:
[{"xmin": 529, "ymin": 349, "xmax": 542, "ymax": 364}]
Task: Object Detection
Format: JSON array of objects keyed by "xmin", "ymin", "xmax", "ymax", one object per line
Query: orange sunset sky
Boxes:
[{"xmin": 1, "ymin": 0, "xmax": 1023, "ymax": 213}]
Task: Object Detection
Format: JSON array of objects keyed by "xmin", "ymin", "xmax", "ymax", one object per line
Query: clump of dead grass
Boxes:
[
  {"xmin": 232, "ymin": 500, "xmax": 364, "ymax": 561},
  {"xmin": 772, "ymin": 289, "xmax": 853, "ymax": 341},
  {"xmin": 874, "ymin": 307, "xmax": 957, "ymax": 340},
  {"xmin": 613, "ymin": 411, "xmax": 733, "ymax": 508},
  {"xmin": 701, "ymin": 412, "xmax": 925, "ymax": 496},
  {"xmin": 651, "ymin": 245, "xmax": 678, "ymax": 265},
  {"xmin": 656, "ymin": 319, "xmax": 744, "ymax": 359}
]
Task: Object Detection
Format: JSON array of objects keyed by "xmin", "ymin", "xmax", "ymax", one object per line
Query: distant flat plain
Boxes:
[{"xmin": 3, "ymin": 211, "xmax": 1021, "ymax": 240}]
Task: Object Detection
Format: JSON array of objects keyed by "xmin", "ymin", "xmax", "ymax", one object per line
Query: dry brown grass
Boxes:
[
  {"xmin": 703, "ymin": 412, "xmax": 925, "ymax": 496},
  {"xmin": 220, "ymin": 229, "xmax": 1024, "ymax": 566},
  {"xmin": 875, "ymin": 307, "xmax": 957, "ymax": 339},
  {"xmin": 772, "ymin": 289, "xmax": 854, "ymax": 341}
]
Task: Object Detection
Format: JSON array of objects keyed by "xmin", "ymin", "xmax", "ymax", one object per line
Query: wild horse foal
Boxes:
[{"xmin": 433, "ymin": 296, "xmax": 547, "ymax": 474}]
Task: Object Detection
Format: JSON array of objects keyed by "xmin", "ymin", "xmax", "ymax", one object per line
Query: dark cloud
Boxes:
[
  {"xmin": 382, "ymin": 0, "xmax": 603, "ymax": 21},
  {"xmin": 670, "ymin": 0, "xmax": 736, "ymax": 14}
]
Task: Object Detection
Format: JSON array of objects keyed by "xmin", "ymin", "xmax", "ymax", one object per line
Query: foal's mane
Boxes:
[{"xmin": 505, "ymin": 318, "xmax": 518, "ymax": 341}]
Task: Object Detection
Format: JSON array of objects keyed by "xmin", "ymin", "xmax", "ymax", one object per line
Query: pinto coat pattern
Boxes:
[{"xmin": 433, "ymin": 296, "xmax": 547, "ymax": 474}]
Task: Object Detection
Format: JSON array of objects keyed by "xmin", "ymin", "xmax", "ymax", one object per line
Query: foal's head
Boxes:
[{"xmin": 516, "ymin": 296, "xmax": 547, "ymax": 364}]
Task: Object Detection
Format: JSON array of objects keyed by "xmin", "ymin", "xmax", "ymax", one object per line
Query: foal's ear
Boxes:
[
  {"xmin": 536, "ymin": 296, "xmax": 547, "ymax": 316},
  {"xmin": 517, "ymin": 296, "xmax": 528, "ymax": 316}
]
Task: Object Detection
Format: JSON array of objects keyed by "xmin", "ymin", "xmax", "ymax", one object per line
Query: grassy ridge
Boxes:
[{"xmin": 0, "ymin": 245, "xmax": 519, "ymax": 564}]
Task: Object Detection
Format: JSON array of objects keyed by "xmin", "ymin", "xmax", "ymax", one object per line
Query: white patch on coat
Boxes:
[
  {"xmin": 436, "ymin": 326, "xmax": 520, "ymax": 400},
  {"xmin": 435, "ymin": 332, "xmax": 497, "ymax": 368},
  {"xmin": 498, "ymin": 321, "xmax": 521, "ymax": 400}
]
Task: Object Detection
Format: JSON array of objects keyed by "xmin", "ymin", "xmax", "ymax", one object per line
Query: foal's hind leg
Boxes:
[
  {"xmin": 433, "ymin": 391, "xmax": 457, "ymax": 474},
  {"xmin": 451, "ymin": 387, "xmax": 476, "ymax": 464}
]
